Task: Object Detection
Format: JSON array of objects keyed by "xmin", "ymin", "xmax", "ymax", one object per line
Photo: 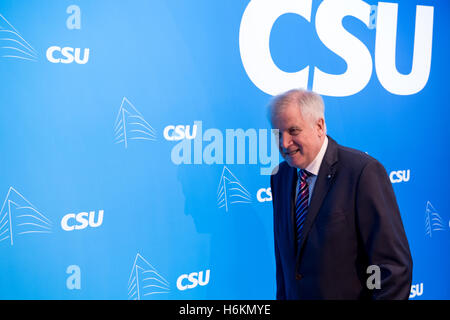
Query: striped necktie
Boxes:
[{"xmin": 295, "ymin": 169, "xmax": 311, "ymax": 245}]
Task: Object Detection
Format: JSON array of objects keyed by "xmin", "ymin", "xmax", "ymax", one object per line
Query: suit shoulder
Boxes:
[
  {"xmin": 270, "ymin": 161, "xmax": 292, "ymax": 185},
  {"xmin": 336, "ymin": 143, "xmax": 384, "ymax": 172},
  {"xmin": 271, "ymin": 161, "xmax": 290, "ymax": 176}
]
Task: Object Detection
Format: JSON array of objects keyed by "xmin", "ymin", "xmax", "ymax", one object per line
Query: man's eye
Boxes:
[{"xmin": 289, "ymin": 128, "xmax": 301, "ymax": 135}]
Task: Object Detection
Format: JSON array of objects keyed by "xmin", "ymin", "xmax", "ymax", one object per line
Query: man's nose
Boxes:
[{"xmin": 280, "ymin": 132, "xmax": 292, "ymax": 150}]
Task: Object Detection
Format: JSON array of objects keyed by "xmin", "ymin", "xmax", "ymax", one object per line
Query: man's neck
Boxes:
[{"xmin": 303, "ymin": 136, "xmax": 328, "ymax": 175}]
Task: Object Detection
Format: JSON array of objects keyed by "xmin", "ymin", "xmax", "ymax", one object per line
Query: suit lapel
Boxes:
[
  {"xmin": 295, "ymin": 136, "xmax": 339, "ymax": 261},
  {"xmin": 286, "ymin": 165, "xmax": 297, "ymax": 250}
]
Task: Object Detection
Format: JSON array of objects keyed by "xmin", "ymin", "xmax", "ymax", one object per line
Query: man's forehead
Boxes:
[{"xmin": 273, "ymin": 107, "xmax": 305, "ymax": 127}]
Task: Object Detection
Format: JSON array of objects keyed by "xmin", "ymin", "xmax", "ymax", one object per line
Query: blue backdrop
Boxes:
[{"xmin": 0, "ymin": 0, "xmax": 448, "ymax": 299}]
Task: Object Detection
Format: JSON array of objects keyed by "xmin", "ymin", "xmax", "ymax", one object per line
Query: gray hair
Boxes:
[{"xmin": 268, "ymin": 89, "xmax": 326, "ymax": 130}]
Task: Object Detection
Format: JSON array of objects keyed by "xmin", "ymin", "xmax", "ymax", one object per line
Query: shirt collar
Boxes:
[{"xmin": 298, "ymin": 136, "xmax": 328, "ymax": 177}]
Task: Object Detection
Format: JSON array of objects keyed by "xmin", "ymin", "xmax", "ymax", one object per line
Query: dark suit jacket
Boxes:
[{"xmin": 271, "ymin": 136, "xmax": 412, "ymax": 300}]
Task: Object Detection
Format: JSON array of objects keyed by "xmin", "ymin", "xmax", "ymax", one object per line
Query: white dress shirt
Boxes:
[{"xmin": 296, "ymin": 136, "xmax": 329, "ymax": 204}]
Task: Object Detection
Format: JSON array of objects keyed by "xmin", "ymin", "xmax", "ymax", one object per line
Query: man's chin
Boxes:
[
  {"xmin": 284, "ymin": 156, "xmax": 304, "ymax": 169},
  {"xmin": 284, "ymin": 157, "xmax": 303, "ymax": 169}
]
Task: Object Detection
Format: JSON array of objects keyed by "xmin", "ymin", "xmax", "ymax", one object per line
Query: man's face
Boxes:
[{"xmin": 272, "ymin": 103, "xmax": 325, "ymax": 169}]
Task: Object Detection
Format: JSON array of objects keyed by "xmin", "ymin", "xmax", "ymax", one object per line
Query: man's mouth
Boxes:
[{"xmin": 284, "ymin": 149, "xmax": 299, "ymax": 156}]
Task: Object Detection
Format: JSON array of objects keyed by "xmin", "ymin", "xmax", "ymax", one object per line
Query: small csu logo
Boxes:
[
  {"xmin": 389, "ymin": 169, "xmax": 410, "ymax": 183},
  {"xmin": 163, "ymin": 123, "xmax": 198, "ymax": 141},
  {"xmin": 257, "ymin": 187, "xmax": 272, "ymax": 203},
  {"xmin": 409, "ymin": 283, "xmax": 423, "ymax": 299},
  {"xmin": 176, "ymin": 269, "xmax": 211, "ymax": 291},
  {"xmin": 61, "ymin": 210, "xmax": 104, "ymax": 231},
  {"xmin": 46, "ymin": 46, "xmax": 89, "ymax": 65}
]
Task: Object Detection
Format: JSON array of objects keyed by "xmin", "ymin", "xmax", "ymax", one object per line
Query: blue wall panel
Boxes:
[{"xmin": 0, "ymin": 0, "xmax": 448, "ymax": 299}]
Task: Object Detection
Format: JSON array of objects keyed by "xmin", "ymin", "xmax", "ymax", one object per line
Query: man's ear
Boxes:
[{"xmin": 316, "ymin": 118, "xmax": 325, "ymax": 136}]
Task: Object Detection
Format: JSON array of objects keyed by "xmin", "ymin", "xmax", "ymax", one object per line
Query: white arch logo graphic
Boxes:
[
  {"xmin": 0, "ymin": 14, "xmax": 38, "ymax": 62},
  {"xmin": 0, "ymin": 187, "xmax": 52, "ymax": 246},
  {"xmin": 217, "ymin": 166, "xmax": 252, "ymax": 212},
  {"xmin": 127, "ymin": 253, "xmax": 170, "ymax": 300},
  {"xmin": 425, "ymin": 201, "xmax": 447, "ymax": 238},
  {"xmin": 114, "ymin": 97, "xmax": 157, "ymax": 148}
]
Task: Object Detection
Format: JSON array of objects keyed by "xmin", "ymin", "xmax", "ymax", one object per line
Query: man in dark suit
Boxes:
[{"xmin": 269, "ymin": 89, "xmax": 412, "ymax": 300}]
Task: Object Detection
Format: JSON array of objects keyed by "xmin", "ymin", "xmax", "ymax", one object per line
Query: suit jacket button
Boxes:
[{"xmin": 296, "ymin": 273, "xmax": 302, "ymax": 280}]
